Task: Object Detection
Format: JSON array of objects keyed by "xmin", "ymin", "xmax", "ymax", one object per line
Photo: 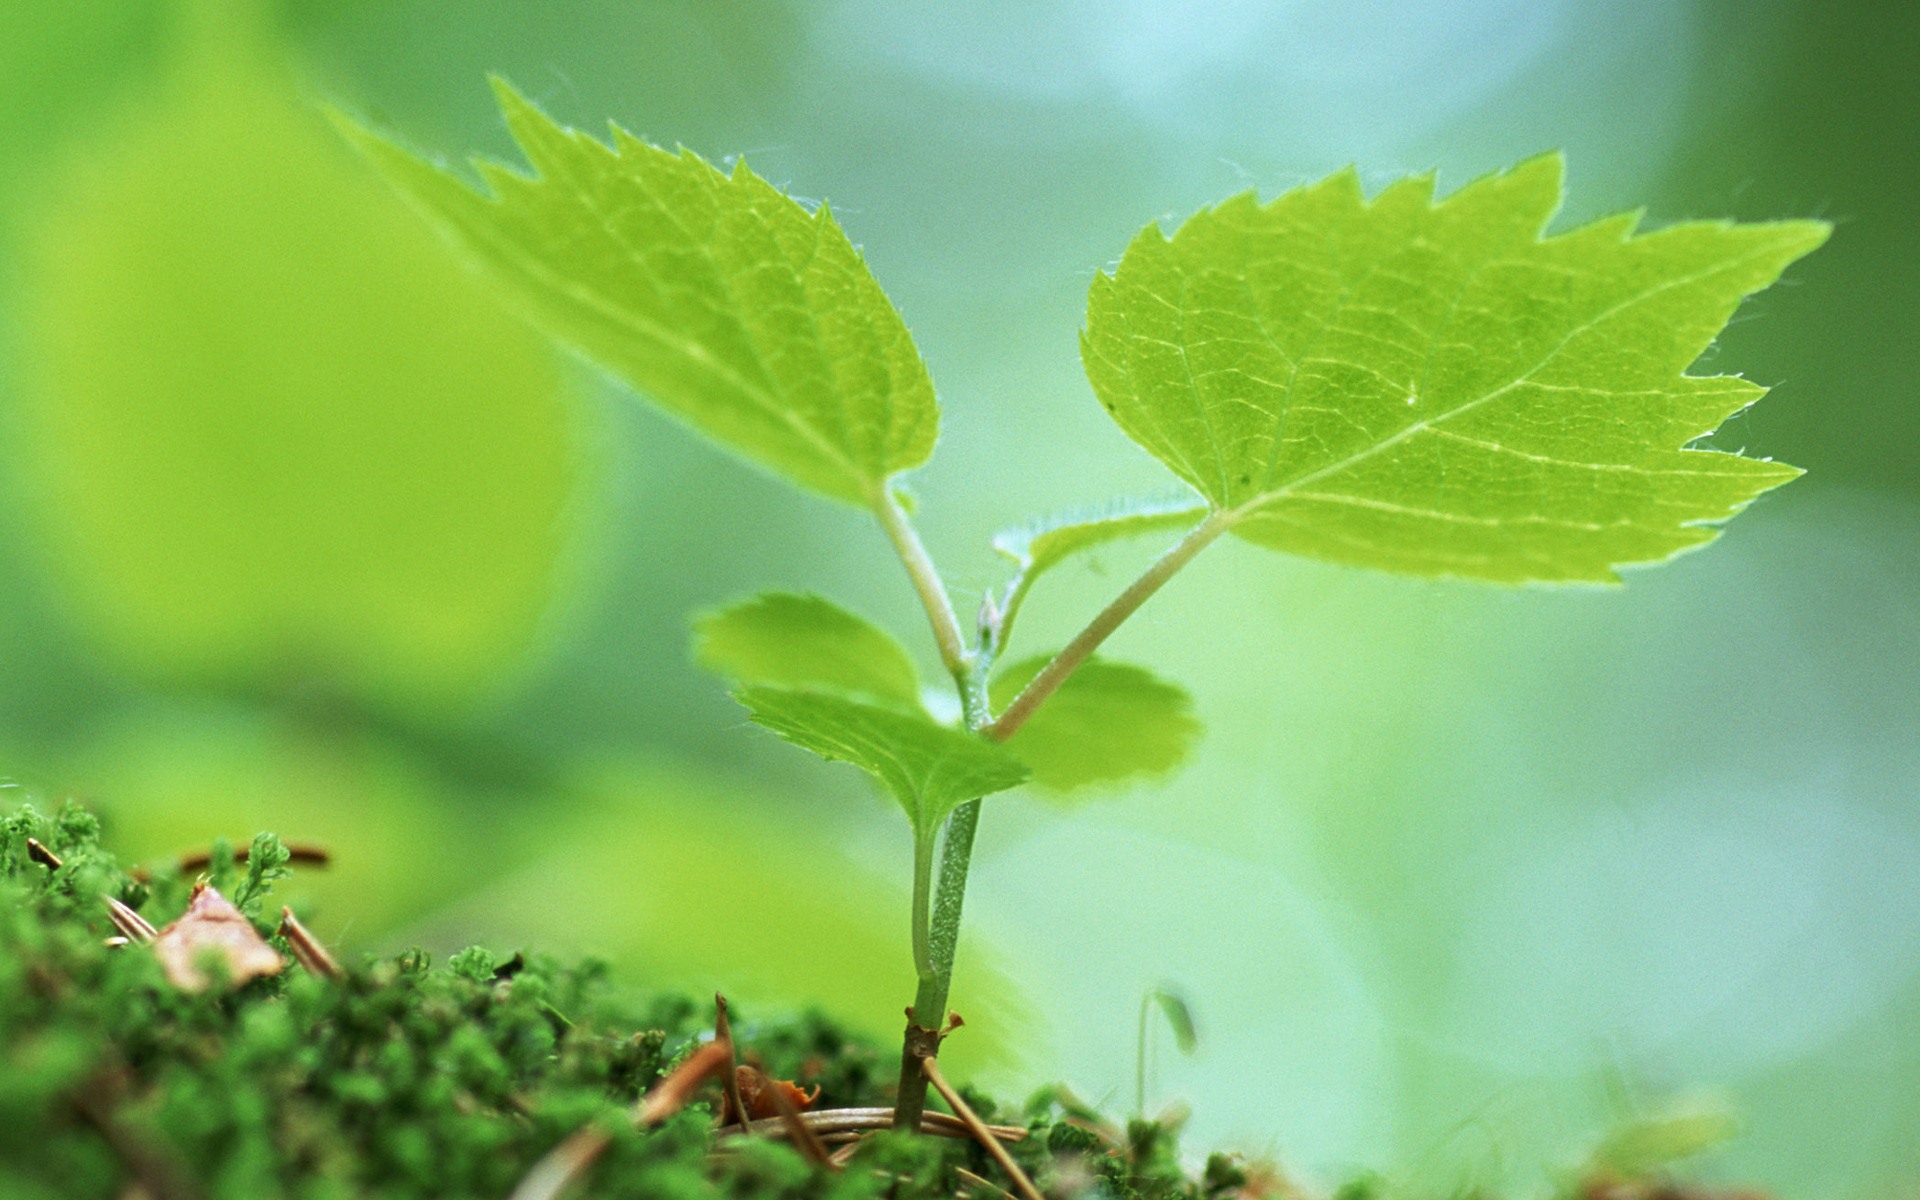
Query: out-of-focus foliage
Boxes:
[
  {"xmin": 9, "ymin": 5, "xmax": 574, "ymax": 719},
  {"xmin": 0, "ymin": 796, "xmax": 1760, "ymax": 1200},
  {"xmin": 694, "ymin": 592, "xmax": 925, "ymax": 712}
]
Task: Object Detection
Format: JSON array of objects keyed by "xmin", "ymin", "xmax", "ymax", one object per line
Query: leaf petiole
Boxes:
[
  {"xmin": 986, "ymin": 509, "xmax": 1233, "ymax": 742},
  {"xmin": 873, "ymin": 484, "xmax": 972, "ymax": 682}
]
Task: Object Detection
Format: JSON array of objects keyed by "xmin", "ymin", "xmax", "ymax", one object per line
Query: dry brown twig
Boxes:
[
  {"xmin": 103, "ymin": 897, "xmax": 158, "ymax": 945},
  {"xmin": 26, "ymin": 837, "xmax": 63, "ymax": 869},
  {"xmin": 715, "ymin": 1108, "xmax": 1025, "ymax": 1143},
  {"xmin": 277, "ymin": 907, "xmax": 343, "ymax": 980},
  {"xmin": 510, "ymin": 996, "xmax": 1024, "ymax": 1198},
  {"xmin": 956, "ymin": 1165, "xmax": 1018, "ymax": 1200},
  {"xmin": 921, "ymin": 1056, "xmax": 1045, "ymax": 1200},
  {"xmin": 509, "ymin": 1038, "xmax": 734, "ymax": 1200},
  {"xmin": 175, "ymin": 842, "xmax": 331, "ymax": 874},
  {"xmin": 827, "ymin": 1138, "xmax": 867, "ymax": 1167},
  {"xmin": 713, "ymin": 994, "xmax": 752, "ymax": 1135}
]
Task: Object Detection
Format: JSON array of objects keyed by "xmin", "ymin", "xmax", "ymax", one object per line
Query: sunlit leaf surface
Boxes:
[
  {"xmin": 1084, "ymin": 154, "xmax": 1827, "ymax": 581},
  {"xmin": 990, "ymin": 656, "xmax": 1199, "ymax": 793},
  {"xmin": 693, "ymin": 591, "xmax": 922, "ymax": 711},
  {"xmin": 738, "ymin": 687, "xmax": 1028, "ymax": 834},
  {"xmin": 340, "ymin": 80, "xmax": 938, "ymax": 506}
]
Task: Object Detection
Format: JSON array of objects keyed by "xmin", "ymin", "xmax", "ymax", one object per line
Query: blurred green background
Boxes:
[{"xmin": 1, "ymin": 0, "xmax": 1914, "ymax": 1195}]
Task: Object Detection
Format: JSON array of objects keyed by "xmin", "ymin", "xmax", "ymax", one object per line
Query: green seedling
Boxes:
[{"xmin": 338, "ymin": 81, "xmax": 1826, "ymax": 1131}]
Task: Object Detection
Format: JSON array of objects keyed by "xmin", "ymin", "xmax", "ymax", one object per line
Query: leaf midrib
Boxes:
[
  {"xmin": 1220, "ymin": 236, "xmax": 1795, "ymax": 526},
  {"xmin": 466, "ymin": 155, "xmax": 874, "ymax": 496}
]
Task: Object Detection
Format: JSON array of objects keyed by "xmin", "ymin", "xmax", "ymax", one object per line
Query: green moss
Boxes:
[{"xmin": 0, "ymin": 801, "xmax": 1245, "ymax": 1200}]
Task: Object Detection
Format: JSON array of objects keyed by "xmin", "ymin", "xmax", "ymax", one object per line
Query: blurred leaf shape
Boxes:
[
  {"xmin": 1588, "ymin": 1102, "xmax": 1741, "ymax": 1178},
  {"xmin": 693, "ymin": 592, "xmax": 922, "ymax": 712},
  {"xmin": 1144, "ymin": 984, "xmax": 1199, "ymax": 1055},
  {"xmin": 990, "ymin": 656, "xmax": 1198, "ymax": 793},
  {"xmin": 0, "ymin": 0, "xmax": 159, "ymax": 212},
  {"xmin": 338, "ymin": 78, "xmax": 938, "ymax": 507},
  {"xmin": 1084, "ymin": 153, "xmax": 1828, "ymax": 582},
  {"xmin": 737, "ymin": 687, "xmax": 1027, "ymax": 837},
  {"xmin": 11, "ymin": 14, "xmax": 574, "ymax": 717},
  {"xmin": 38, "ymin": 702, "xmax": 483, "ymax": 937}
]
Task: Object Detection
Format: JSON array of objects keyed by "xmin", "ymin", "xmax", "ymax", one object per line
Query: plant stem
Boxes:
[
  {"xmin": 986, "ymin": 509, "xmax": 1233, "ymax": 742},
  {"xmin": 874, "ymin": 484, "xmax": 971, "ymax": 679},
  {"xmin": 871, "ymin": 483, "xmax": 994, "ymax": 1132},
  {"xmin": 892, "ymin": 641, "xmax": 998, "ymax": 1130},
  {"xmin": 909, "ymin": 827, "xmax": 937, "ymax": 979},
  {"xmin": 1135, "ymin": 990, "xmax": 1150, "ymax": 1119},
  {"xmin": 893, "ymin": 797, "xmax": 982, "ymax": 1130},
  {"xmin": 928, "ymin": 801, "xmax": 981, "ymax": 986},
  {"xmin": 893, "ymin": 513, "xmax": 1232, "ymax": 1130}
]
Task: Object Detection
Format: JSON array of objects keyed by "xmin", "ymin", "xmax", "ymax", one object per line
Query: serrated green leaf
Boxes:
[
  {"xmin": 336, "ymin": 79, "xmax": 937, "ymax": 507},
  {"xmin": 692, "ymin": 592, "xmax": 922, "ymax": 711},
  {"xmin": 1084, "ymin": 153, "xmax": 1828, "ymax": 582},
  {"xmin": 989, "ymin": 656, "xmax": 1199, "ymax": 793},
  {"xmin": 737, "ymin": 687, "xmax": 1029, "ymax": 834}
]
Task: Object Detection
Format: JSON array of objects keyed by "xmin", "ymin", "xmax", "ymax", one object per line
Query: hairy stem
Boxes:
[
  {"xmin": 874, "ymin": 484, "xmax": 971, "ymax": 678},
  {"xmin": 986, "ymin": 509, "xmax": 1233, "ymax": 742},
  {"xmin": 894, "ymin": 514, "xmax": 1231, "ymax": 1130},
  {"xmin": 877, "ymin": 505, "xmax": 997, "ymax": 1132},
  {"xmin": 909, "ymin": 828, "xmax": 937, "ymax": 980},
  {"xmin": 893, "ymin": 799, "xmax": 980, "ymax": 1131},
  {"xmin": 928, "ymin": 802, "xmax": 981, "ymax": 984}
]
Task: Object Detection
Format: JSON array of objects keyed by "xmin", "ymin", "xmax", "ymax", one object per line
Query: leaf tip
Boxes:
[
  {"xmin": 1321, "ymin": 163, "xmax": 1366, "ymax": 202},
  {"xmin": 1505, "ymin": 149, "xmax": 1567, "ymax": 194},
  {"xmin": 1771, "ymin": 217, "xmax": 1835, "ymax": 261},
  {"xmin": 486, "ymin": 75, "xmax": 578, "ymax": 172},
  {"xmin": 1372, "ymin": 170, "xmax": 1437, "ymax": 210},
  {"xmin": 323, "ymin": 103, "xmax": 413, "ymax": 173},
  {"xmin": 485, "ymin": 72, "xmax": 533, "ymax": 115}
]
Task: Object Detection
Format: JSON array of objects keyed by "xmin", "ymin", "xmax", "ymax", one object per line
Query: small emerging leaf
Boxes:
[
  {"xmin": 337, "ymin": 80, "xmax": 938, "ymax": 506},
  {"xmin": 1145, "ymin": 986, "xmax": 1199, "ymax": 1055},
  {"xmin": 993, "ymin": 493, "xmax": 1209, "ymax": 576},
  {"xmin": 1590, "ymin": 1105, "xmax": 1741, "ymax": 1176},
  {"xmin": 989, "ymin": 656, "xmax": 1199, "ymax": 792},
  {"xmin": 992, "ymin": 495, "xmax": 1209, "ymax": 648},
  {"xmin": 1084, "ymin": 153, "xmax": 1828, "ymax": 582},
  {"xmin": 693, "ymin": 592, "xmax": 922, "ymax": 711},
  {"xmin": 738, "ymin": 687, "xmax": 1028, "ymax": 834}
]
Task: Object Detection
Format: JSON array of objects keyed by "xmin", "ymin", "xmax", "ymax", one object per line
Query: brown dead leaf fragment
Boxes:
[
  {"xmin": 721, "ymin": 1064, "xmax": 820, "ymax": 1124},
  {"xmin": 151, "ymin": 883, "xmax": 284, "ymax": 992}
]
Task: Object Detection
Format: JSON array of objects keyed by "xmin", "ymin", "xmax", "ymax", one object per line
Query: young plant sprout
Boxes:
[{"xmin": 339, "ymin": 81, "xmax": 1826, "ymax": 1131}]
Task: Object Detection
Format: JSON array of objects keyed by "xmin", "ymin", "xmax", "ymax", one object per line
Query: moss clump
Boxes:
[{"xmin": 0, "ymin": 801, "xmax": 1259, "ymax": 1200}]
